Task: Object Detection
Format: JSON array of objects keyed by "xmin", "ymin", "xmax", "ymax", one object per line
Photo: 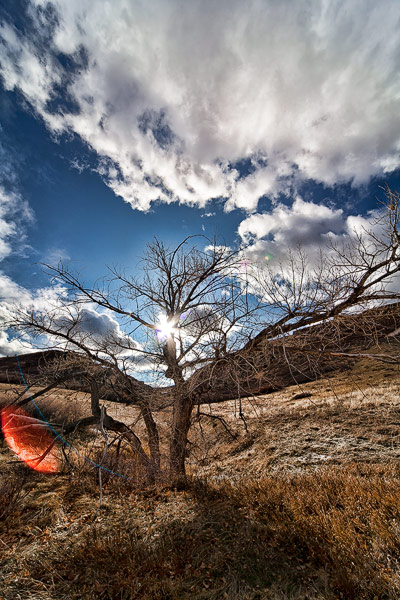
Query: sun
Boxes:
[{"xmin": 155, "ymin": 314, "xmax": 176, "ymax": 341}]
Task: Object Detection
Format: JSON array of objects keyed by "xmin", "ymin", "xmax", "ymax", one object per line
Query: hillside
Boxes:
[
  {"xmin": 2, "ymin": 341, "xmax": 399, "ymax": 475},
  {"xmin": 1, "ymin": 302, "xmax": 400, "ymax": 407},
  {"xmin": 0, "ymin": 344, "xmax": 399, "ymax": 599}
]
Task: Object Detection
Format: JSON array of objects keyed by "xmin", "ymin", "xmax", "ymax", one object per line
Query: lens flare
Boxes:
[
  {"xmin": 179, "ymin": 309, "xmax": 191, "ymax": 320},
  {"xmin": 1, "ymin": 406, "xmax": 59, "ymax": 473}
]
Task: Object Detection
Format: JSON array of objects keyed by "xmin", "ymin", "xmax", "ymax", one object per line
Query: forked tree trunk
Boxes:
[{"xmin": 90, "ymin": 379, "xmax": 156, "ymax": 482}]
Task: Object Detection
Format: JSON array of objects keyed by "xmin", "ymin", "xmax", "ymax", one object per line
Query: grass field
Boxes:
[{"xmin": 0, "ymin": 349, "xmax": 399, "ymax": 599}]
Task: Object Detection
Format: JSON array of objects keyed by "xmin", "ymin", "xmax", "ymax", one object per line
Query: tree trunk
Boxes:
[
  {"xmin": 163, "ymin": 335, "xmax": 193, "ymax": 483},
  {"xmin": 139, "ymin": 400, "xmax": 161, "ymax": 473},
  {"xmin": 90, "ymin": 378, "xmax": 155, "ymax": 482},
  {"xmin": 169, "ymin": 391, "xmax": 193, "ymax": 483}
]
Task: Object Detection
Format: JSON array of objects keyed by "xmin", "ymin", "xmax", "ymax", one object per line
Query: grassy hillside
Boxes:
[{"xmin": 0, "ymin": 348, "xmax": 399, "ymax": 599}]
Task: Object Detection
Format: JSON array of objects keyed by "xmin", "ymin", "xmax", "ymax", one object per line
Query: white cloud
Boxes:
[
  {"xmin": 1, "ymin": 0, "xmax": 400, "ymax": 356},
  {"xmin": 0, "ymin": 269, "xmax": 70, "ymax": 356},
  {"xmin": 239, "ymin": 196, "xmax": 345, "ymax": 250},
  {"xmin": 0, "ymin": 186, "xmax": 37, "ymax": 355},
  {"xmin": 43, "ymin": 247, "xmax": 71, "ymax": 265},
  {"xmin": 0, "ymin": 274, "xmax": 31, "ymax": 312},
  {"xmin": 0, "ymin": 121, "xmax": 69, "ymax": 355},
  {"xmin": 0, "ymin": 133, "xmax": 35, "ymax": 262},
  {"xmin": 0, "ymin": 186, "xmax": 33, "ymax": 263},
  {"xmin": 237, "ymin": 198, "xmax": 400, "ymax": 305},
  {"xmin": 204, "ymin": 244, "xmax": 232, "ymax": 257},
  {"xmin": 0, "ymin": 329, "xmax": 34, "ymax": 356},
  {"xmin": 0, "ymin": 163, "xmax": 149, "ymax": 363},
  {"xmin": 237, "ymin": 197, "xmax": 375, "ymax": 265},
  {"xmin": 53, "ymin": 305, "xmax": 134, "ymax": 346},
  {"xmin": 0, "ymin": 274, "xmax": 143, "ymax": 358},
  {"xmin": 1, "ymin": 0, "xmax": 399, "ymax": 213}
]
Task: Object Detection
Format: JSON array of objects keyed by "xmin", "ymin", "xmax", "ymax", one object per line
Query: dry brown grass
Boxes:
[
  {"xmin": 1, "ymin": 461, "xmax": 400, "ymax": 599},
  {"xmin": 0, "ymin": 349, "xmax": 400, "ymax": 599},
  {"xmin": 188, "ymin": 349, "xmax": 400, "ymax": 480},
  {"xmin": 0, "ymin": 384, "xmax": 90, "ymax": 425}
]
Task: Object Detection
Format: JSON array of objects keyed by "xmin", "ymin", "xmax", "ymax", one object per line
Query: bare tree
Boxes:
[
  {"xmin": 11, "ymin": 237, "xmax": 261, "ymax": 482},
  {"xmin": 8, "ymin": 189, "xmax": 400, "ymax": 483}
]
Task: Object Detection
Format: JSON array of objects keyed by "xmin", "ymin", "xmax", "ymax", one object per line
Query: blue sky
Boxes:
[
  {"xmin": 0, "ymin": 90, "xmax": 245, "ymax": 287},
  {"xmin": 1, "ymin": 0, "xmax": 400, "ymax": 359}
]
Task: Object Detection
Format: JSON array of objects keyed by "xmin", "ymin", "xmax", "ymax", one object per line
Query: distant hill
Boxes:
[
  {"xmin": 0, "ymin": 350, "xmax": 69, "ymax": 386},
  {"xmin": 187, "ymin": 301, "xmax": 400, "ymax": 403},
  {"xmin": 0, "ymin": 302, "xmax": 399, "ymax": 404},
  {"xmin": 0, "ymin": 349, "xmax": 152, "ymax": 405}
]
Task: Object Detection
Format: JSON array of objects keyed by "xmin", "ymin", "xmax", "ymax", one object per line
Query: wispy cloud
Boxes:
[
  {"xmin": 1, "ymin": 0, "xmax": 399, "ymax": 213},
  {"xmin": 43, "ymin": 247, "xmax": 71, "ymax": 265},
  {"xmin": 0, "ymin": 138, "xmax": 64, "ymax": 356}
]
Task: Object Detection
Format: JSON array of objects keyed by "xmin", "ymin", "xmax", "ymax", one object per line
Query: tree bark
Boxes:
[
  {"xmin": 162, "ymin": 336, "xmax": 193, "ymax": 482},
  {"xmin": 138, "ymin": 400, "xmax": 161, "ymax": 472},
  {"xmin": 89, "ymin": 378, "xmax": 155, "ymax": 481},
  {"xmin": 169, "ymin": 389, "xmax": 193, "ymax": 483}
]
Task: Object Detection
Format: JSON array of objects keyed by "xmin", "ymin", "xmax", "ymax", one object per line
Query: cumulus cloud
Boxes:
[
  {"xmin": 71, "ymin": 308, "xmax": 119, "ymax": 338},
  {"xmin": 1, "ymin": 0, "xmax": 400, "ymax": 213},
  {"xmin": 234, "ymin": 197, "xmax": 400, "ymax": 310},
  {"xmin": 239, "ymin": 197, "xmax": 346, "ymax": 257},
  {"xmin": 0, "ymin": 271, "xmax": 70, "ymax": 356},
  {"xmin": 238, "ymin": 197, "xmax": 383, "ymax": 265},
  {"xmin": 0, "ymin": 329, "xmax": 33, "ymax": 356},
  {"xmin": 53, "ymin": 306, "xmax": 140, "ymax": 350},
  {"xmin": 236, "ymin": 197, "xmax": 400, "ymax": 306}
]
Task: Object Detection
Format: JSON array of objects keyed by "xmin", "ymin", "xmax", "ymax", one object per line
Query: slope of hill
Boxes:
[
  {"xmin": 1, "ymin": 302, "xmax": 400, "ymax": 407},
  {"xmin": 0, "ymin": 343, "xmax": 399, "ymax": 599},
  {"xmin": 189, "ymin": 345, "xmax": 400, "ymax": 478},
  {"xmin": 0, "ymin": 350, "xmax": 67, "ymax": 385}
]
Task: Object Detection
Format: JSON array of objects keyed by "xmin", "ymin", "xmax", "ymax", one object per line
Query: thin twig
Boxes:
[{"xmin": 197, "ymin": 411, "xmax": 237, "ymax": 439}]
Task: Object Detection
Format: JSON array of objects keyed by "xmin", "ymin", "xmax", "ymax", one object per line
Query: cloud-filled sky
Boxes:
[{"xmin": 1, "ymin": 0, "xmax": 400, "ymax": 360}]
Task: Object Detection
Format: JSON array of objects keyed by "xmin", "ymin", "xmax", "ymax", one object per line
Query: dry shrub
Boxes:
[
  {"xmin": 0, "ymin": 385, "xmax": 90, "ymax": 433},
  {"xmin": 32, "ymin": 390, "xmax": 89, "ymax": 426},
  {"xmin": 90, "ymin": 443, "xmax": 154, "ymax": 490},
  {"xmin": 59, "ymin": 433, "xmax": 157, "ymax": 497}
]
